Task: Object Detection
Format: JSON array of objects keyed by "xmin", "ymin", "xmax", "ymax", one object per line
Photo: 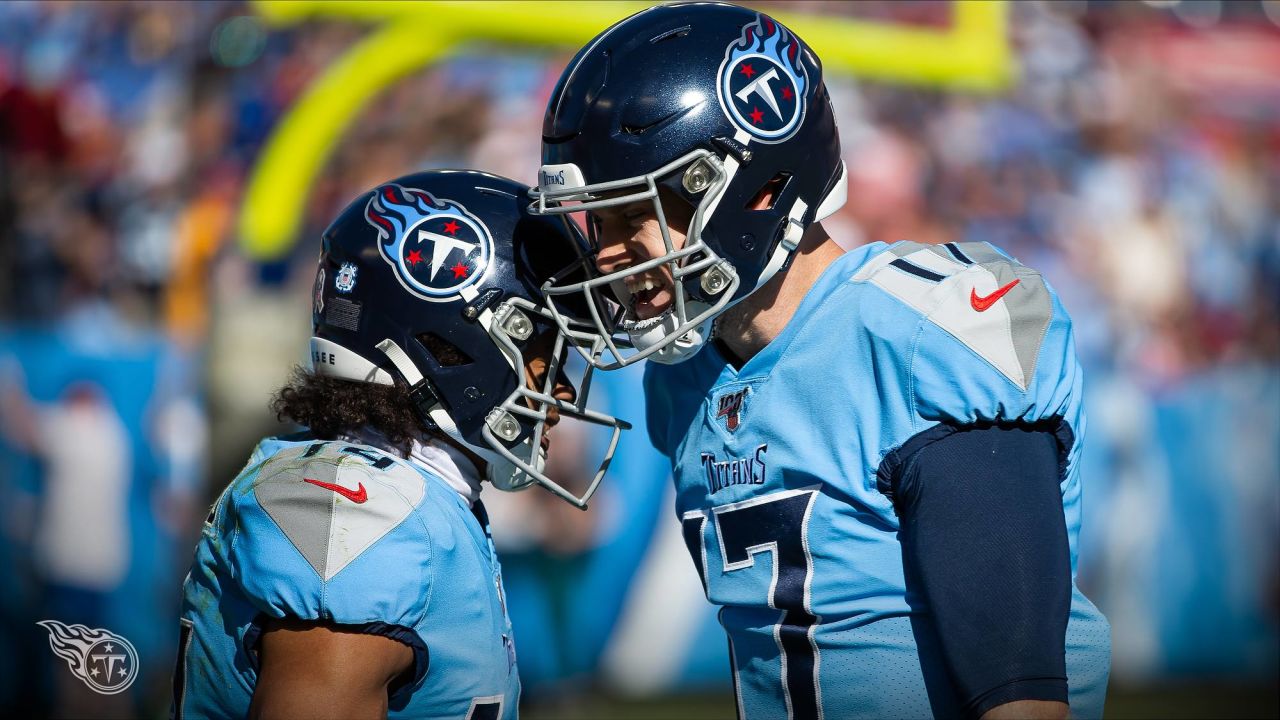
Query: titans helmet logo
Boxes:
[
  {"xmin": 717, "ymin": 14, "xmax": 808, "ymax": 143},
  {"xmin": 364, "ymin": 184, "xmax": 493, "ymax": 302}
]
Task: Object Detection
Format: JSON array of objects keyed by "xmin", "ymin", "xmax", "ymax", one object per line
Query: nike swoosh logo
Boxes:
[
  {"xmin": 970, "ymin": 279, "xmax": 1020, "ymax": 312},
  {"xmin": 304, "ymin": 478, "xmax": 368, "ymax": 504}
]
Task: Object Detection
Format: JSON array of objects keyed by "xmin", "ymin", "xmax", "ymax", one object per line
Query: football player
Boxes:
[
  {"xmin": 530, "ymin": 4, "xmax": 1110, "ymax": 719},
  {"xmin": 172, "ymin": 170, "xmax": 628, "ymax": 719}
]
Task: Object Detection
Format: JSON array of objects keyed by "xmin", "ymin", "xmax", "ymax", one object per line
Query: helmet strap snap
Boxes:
[{"xmin": 375, "ymin": 338, "xmax": 444, "ymax": 429}]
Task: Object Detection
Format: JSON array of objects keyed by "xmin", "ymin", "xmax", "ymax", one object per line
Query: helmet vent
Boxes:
[
  {"xmin": 418, "ymin": 332, "xmax": 473, "ymax": 367},
  {"xmin": 649, "ymin": 25, "xmax": 691, "ymax": 44},
  {"xmin": 621, "ymin": 109, "xmax": 682, "ymax": 136},
  {"xmin": 745, "ymin": 173, "xmax": 792, "ymax": 212}
]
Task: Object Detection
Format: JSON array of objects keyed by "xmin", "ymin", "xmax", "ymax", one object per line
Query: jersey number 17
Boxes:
[{"xmin": 682, "ymin": 487, "xmax": 822, "ymax": 720}]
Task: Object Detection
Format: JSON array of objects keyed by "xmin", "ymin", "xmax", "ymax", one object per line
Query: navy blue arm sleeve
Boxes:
[{"xmin": 889, "ymin": 422, "xmax": 1072, "ymax": 718}]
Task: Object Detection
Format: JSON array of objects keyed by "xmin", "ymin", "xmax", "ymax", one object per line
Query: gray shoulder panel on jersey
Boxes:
[
  {"xmin": 987, "ymin": 259, "xmax": 1053, "ymax": 389},
  {"xmin": 857, "ymin": 241, "xmax": 1055, "ymax": 390},
  {"xmin": 251, "ymin": 443, "xmax": 427, "ymax": 581},
  {"xmin": 888, "ymin": 240, "xmax": 933, "ymax": 258},
  {"xmin": 955, "ymin": 242, "xmax": 1054, "ymax": 387},
  {"xmin": 254, "ymin": 456, "xmax": 336, "ymax": 579},
  {"xmin": 951, "ymin": 241, "xmax": 1007, "ymax": 266}
]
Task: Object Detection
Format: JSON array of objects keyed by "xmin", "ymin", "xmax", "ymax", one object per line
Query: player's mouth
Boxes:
[{"xmin": 623, "ymin": 274, "xmax": 674, "ymax": 322}]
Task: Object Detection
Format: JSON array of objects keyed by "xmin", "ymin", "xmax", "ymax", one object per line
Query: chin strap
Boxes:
[
  {"xmin": 375, "ymin": 338, "xmax": 443, "ymax": 430},
  {"xmin": 751, "ymin": 196, "xmax": 810, "ymax": 296}
]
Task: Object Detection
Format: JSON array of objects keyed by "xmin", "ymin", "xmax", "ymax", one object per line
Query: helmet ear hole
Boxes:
[
  {"xmin": 745, "ymin": 172, "xmax": 792, "ymax": 212},
  {"xmin": 417, "ymin": 332, "xmax": 474, "ymax": 367}
]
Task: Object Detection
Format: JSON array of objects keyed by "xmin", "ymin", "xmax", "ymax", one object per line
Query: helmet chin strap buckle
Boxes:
[
  {"xmin": 376, "ymin": 338, "xmax": 443, "ymax": 430},
  {"xmin": 781, "ymin": 198, "xmax": 809, "ymax": 253},
  {"xmin": 747, "ymin": 197, "xmax": 810, "ymax": 296}
]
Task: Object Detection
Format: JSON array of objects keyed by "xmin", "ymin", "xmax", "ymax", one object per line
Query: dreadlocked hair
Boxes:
[{"xmin": 270, "ymin": 367, "xmax": 433, "ymax": 457}]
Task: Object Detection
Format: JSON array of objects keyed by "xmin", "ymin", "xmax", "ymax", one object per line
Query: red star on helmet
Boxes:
[
  {"xmin": 442, "ymin": 220, "xmax": 460, "ymax": 235},
  {"xmin": 749, "ymin": 107, "xmax": 764, "ymax": 125},
  {"xmin": 739, "ymin": 63, "xmax": 755, "ymax": 79},
  {"xmin": 781, "ymin": 86, "xmax": 793, "ymax": 101},
  {"xmin": 450, "ymin": 262, "xmax": 469, "ymax": 279},
  {"xmin": 406, "ymin": 249, "xmax": 423, "ymax": 265}
]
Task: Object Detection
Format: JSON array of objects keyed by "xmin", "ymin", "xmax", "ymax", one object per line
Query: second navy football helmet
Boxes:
[
  {"xmin": 530, "ymin": 2, "xmax": 846, "ymax": 367},
  {"xmin": 312, "ymin": 170, "xmax": 628, "ymax": 507}
]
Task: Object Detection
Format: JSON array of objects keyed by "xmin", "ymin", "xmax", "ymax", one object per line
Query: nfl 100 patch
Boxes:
[
  {"xmin": 716, "ymin": 13, "xmax": 808, "ymax": 143},
  {"xmin": 364, "ymin": 183, "xmax": 494, "ymax": 303},
  {"xmin": 716, "ymin": 386, "xmax": 750, "ymax": 432}
]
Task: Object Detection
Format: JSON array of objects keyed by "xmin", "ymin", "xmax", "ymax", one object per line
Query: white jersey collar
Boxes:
[
  {"xmin": 337, "ymin": 428, "xmax": 484, "ymax": 507},
  {"xmin": 408, "ymin": 437, "xmax": 484, "ymax": 508}
]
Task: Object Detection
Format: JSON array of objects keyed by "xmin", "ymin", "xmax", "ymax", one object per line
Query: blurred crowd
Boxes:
[{"xmin": 0, "ymin": 1, "xmax": 1276, "ymax": 716}]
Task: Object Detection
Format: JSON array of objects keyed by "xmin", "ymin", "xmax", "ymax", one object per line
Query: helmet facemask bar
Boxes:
[
  {"xmin": 530, "ymin": 148, "xmax": 742, "ymax": 369},
  {"xmin": 477, "ymin": 296, "xmax": 630, "ymax": 508}
]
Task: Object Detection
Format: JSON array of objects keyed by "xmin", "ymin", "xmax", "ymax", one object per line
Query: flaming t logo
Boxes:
[
  {"xmin": 37, "ymin": 620, "xmax": 139, "ymax": 695},
  {"xmin": 364, "ymin": 184, "xmax": 493, "ymax": 302},
  {"xmin": 717, "ymin": 13, "xmax": 809, "ymax": 143}
]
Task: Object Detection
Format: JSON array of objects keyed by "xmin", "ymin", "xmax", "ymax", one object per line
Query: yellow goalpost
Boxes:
[{"xmin": 239, "ymin": 1, "xmax": 1012, "ymax": 260}]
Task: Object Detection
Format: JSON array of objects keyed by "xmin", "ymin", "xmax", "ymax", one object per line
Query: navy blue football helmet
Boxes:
[
  {"xmin": 312, "ymin": 170, "xmax": 628, "ymax": 507},
  {"xmin": 530, "ymin": 2, "xmax": 846, "ymax": 367}
]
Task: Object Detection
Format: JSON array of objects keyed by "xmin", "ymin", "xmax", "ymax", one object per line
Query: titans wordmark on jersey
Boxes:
[
  {"xmin": 645, "ymin": 241, "xmax": 1111, "ymax": 719},
  {"xmin": 174, "ymin": 437, "xmax": 517, "ymax": 720}
]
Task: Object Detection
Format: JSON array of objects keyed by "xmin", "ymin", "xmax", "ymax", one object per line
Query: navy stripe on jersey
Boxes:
[
  {"xmin": 890, "ymin": 258, "xmax": 946, "ymax": 282},
  {"xmin": 717, "ymin": 492, "xmax": 820, "ymax": 719},
  {"xmin": 944, "ymin": 243, "xmax": 974, "ymax": 265},
  {"xmin": 681, "ymin": 514, "xmax": 709, "ymax": 595}
]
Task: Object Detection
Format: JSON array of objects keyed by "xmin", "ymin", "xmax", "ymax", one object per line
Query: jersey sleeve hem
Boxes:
[
  {"xmin": 876, "ymin": 417, "xmax": 1074, "ymax": 511},
  {"xmin": 241, "ymin": 615, "xmax": 429, "ymax": 707},
  {"xmin": 968, "ymin": 676, "xmax": 1068, "ymax": 718}
]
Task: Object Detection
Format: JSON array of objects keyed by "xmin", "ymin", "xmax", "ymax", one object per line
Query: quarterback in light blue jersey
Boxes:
[
  {"xmin": 173, "ymin": 171, "xmax": 628, "ymax": 719},
  {"xmin": 530, "ymin": 3, "xmax": 1110, "ymax": 719}
]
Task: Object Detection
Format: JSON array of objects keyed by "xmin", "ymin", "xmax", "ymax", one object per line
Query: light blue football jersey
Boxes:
[
  {"xmin": 174, "ymin": 435, "xmax": 518, "ymax": 720},
  {"xmin": 645, "ymin": 241, "xmax": 1111, "ymax": 719}
]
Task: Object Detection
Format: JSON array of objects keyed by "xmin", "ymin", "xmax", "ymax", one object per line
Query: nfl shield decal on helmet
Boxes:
[
  {"xmin": 364, "ymin": 183, "xmax": 493, "ymax": 302},
  {"xmin": 717, "ymin": 13, "xmax": 808, "ymax": 143}
]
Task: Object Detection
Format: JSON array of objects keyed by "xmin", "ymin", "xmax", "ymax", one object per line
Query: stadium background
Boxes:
[{"xmin": 0, "ymin": 1, "xmax": 1276, "ymax": 718}]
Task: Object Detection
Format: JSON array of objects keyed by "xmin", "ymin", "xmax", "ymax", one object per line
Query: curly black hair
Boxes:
[{"xmin": 270, "ymin": 367, "xmax": 432, "ymax": 457}]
